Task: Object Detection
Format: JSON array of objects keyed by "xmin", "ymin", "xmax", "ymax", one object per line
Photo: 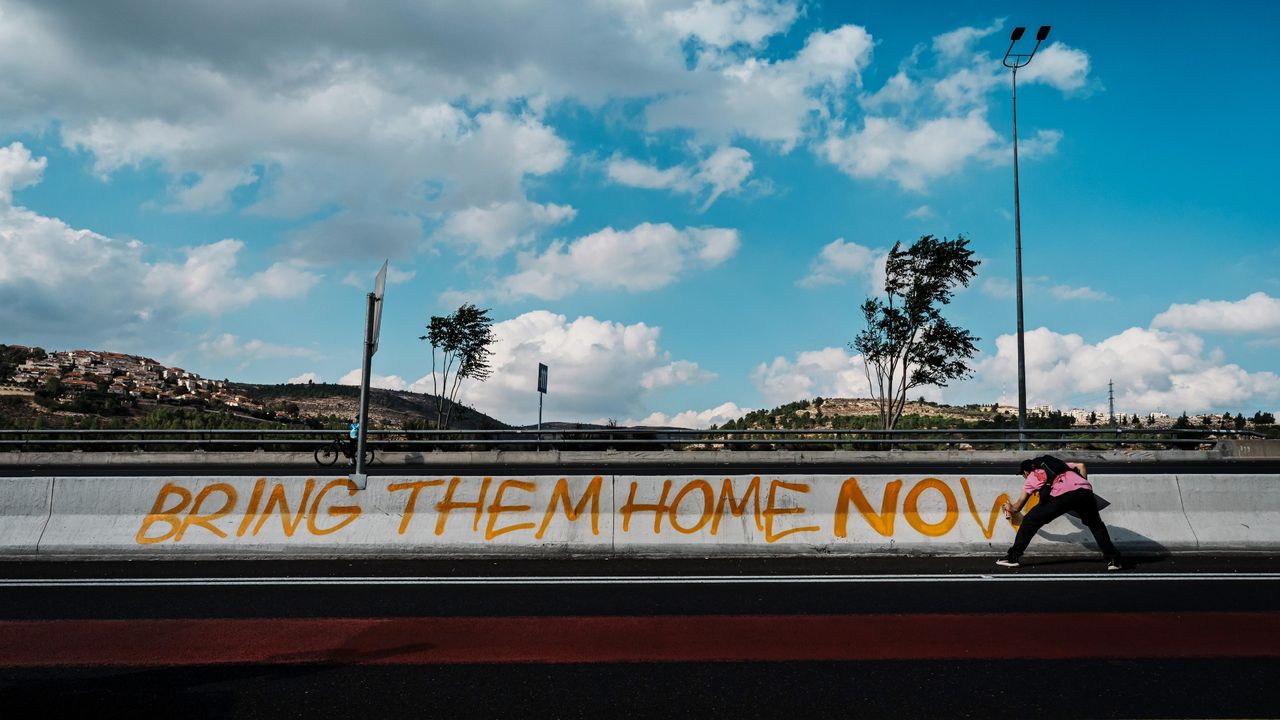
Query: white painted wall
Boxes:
[{"xmin": 2, "ymin": 473, "xmax": 1275, "ymax": 557}]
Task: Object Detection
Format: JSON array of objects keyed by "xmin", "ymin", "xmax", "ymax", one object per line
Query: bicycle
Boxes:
[{"xmin": 314, "ymin": 435, "xmax": 374, "ymax": 466}]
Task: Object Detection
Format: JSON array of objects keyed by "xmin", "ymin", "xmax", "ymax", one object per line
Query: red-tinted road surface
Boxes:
[{"xmin": 2, "ymin": 612, "xmax": 1277, "ymax": 666}]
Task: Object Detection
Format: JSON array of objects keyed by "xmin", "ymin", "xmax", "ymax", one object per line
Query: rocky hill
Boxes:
[
  {"xmin": 234, "ymin": 382, "xmax": 508, "ymax": 430},
  {"xmin": 0, "ymin": 343, "xmax": 506, "ymax": 430},
  {"xmin": 720, "ymin": 397, "xmax": 1004, "ymax": 431}
]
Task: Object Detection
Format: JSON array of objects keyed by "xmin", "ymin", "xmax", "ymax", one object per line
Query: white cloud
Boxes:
[
  {"xmin": 0, "ymin": 141, "xmax": 46, "ymax": 203},
  {"xmin": 0, "ymin": 3, "xmax": 596, "ymax": 264},
  {"xmin": 982, "ymin": 277, "xmax": 1016, "ymax": 299},
  {"xmin": 437, "ymin": 200, "xmax": 577, "ymax": 258},
  {"xmin": 663, "ymin": 0, "xmax": 801, "ymax": 50},
  {"xmin": 342, "ymin": 265, "xmax": 417, "ymax": 289},
  {"xmin": 695, "ymin": 146, "xmax": 754, "ymax": 208},
  {"xmin": 142, "ymin": 239, "xmax": 320, "ymax": 315},
  {"xmin": 906, "ymin": 205, "xmax": 933, "ymax": 219},
  {"xmin": 607, "ymin": 157, "xmax": 694, "ymax": 191},
  {"xmin": 932, "ymin": 20, "xmax": 1003, "ymax": 61},
  {"xmin": 494, "ymin": 223, "xmax": 739, "ymax": 301},
  {"xmin": 752, "ymin": 347, "xmax": 873, "ymax": 406},
  {"xmin": 337, "ymin": 368, "xmax": 410, "ymax": 391},
  {"xmin": 860, "ymin": 70, "xmax": 919, "ymax": 112},
  {"xmin": 198, "ymin": 334, "xmax": 320, "ymax": 362},
  {"xmin": 640, "ymin": 360, "xmax": 717, "ymax": 390},
  {"xmin": 973, "ymin": 326, "xmax": 1280, "ymax": 414},
  {"xmin": 0, "ymin": 5, "xmax": 1092, "ymax": 248},
  {"xmin": 1018, "ymin": 129, "xmax": 1063, "ymax": 160},
  {"xmin": 284, "ymin": 213, "xmax": 425, "ymax": 263},
  {"xmin": 982, "ymin": 276, "xmax": 1110, "ymax": 302},
  {"xmin": 607, "ymin": 146, "xmax": 754, "ymax": 210},
  {"xmin": 411, "ymin": 310, "xmax": 712, "ymax": 425},
  {"xmin": 931, "ymin": 67, "xmax": 1002, "ymax": 113},
  {"xmin": 646, "ymin": 24, "xmax": 874, "ymax": 149},
  {"xmin": 824, "ymin": 24, "xmax": 1088, "ymax": 189},
  {"xmin": 629, "ymin": 401, "xmax": 750, "ymax": 429},
  {"xmin": 1152, "ymin": 292, "xmax": 1280, "ymax": 334},
  {"xmin": 1020, "ymin": 42, "xmax": 1092, "ymax": 92},
  {"xmin": 170, "ymin": 167, "xmax": 258, "ymax": 213},
  {"xmin": 798, "ymin": 238, "xmax": 885, "ymax": 288},
  {"xmin": 1049, "ymin": 284, "xmax": 1111, "ymax": 302},
  {"xmin": 0, "ymin": 144, "xmax": 320, "ymax": 343},
  {"xmin": 820, "ymin": 112, "xmax": 1000, "ymax": 191},
  {"xmin": 287, "ymin": 372, "xmax": 323, "ymax": 385}
]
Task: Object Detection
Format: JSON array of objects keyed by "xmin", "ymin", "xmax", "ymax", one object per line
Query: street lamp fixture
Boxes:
[{"xmin": 1002, "ymin": 24, "xmax": 1051, "ymax": 449}]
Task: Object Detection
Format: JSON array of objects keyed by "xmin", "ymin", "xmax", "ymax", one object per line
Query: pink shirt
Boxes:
[{"xmin": 1023, "ymin": 465, "xmax": 1092, "ymax": 497}]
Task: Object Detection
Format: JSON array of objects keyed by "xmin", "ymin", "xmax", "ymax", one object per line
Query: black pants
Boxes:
[{"xmin": 1006, "ymin": 488, "xmax": 1121, "ymax": 560}]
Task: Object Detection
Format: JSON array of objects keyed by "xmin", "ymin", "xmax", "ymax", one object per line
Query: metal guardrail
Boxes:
[{"xmin": 0, "ymin": 427, "xmax": 1264, "ymax": 452}]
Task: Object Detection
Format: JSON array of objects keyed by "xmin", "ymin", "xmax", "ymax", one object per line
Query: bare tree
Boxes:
[
  {"xmin": 419, "ymin": 303, "xmax": 496, "ymax": 429},
  {"xmin": 851, "ymin": 235, "xmax": 980, "ymax": 431}
]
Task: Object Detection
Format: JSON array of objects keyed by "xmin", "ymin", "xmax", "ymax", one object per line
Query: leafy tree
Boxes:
[
  {"xmin": 0, "ymin": 344, "xmax": 42, "ymax": 382},
  {"xmin": 1235, "ymin": 413, "xmax": 1247, "ymax": 430},
  {"xmin": 419, "ymin": 303, "xmax": 496, "ymax": 429},
  {"xmin": 1252, "ymin": 411, "xmax": 1275, "ymax": 426},
  {"xmin": 851, "ymin": 235, "xmax": 980, "ymax": 431}
]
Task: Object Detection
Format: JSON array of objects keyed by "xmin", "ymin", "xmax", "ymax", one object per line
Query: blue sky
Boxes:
[{"xmin": 1, "ymin": 0, "xmax": 1277, "ymax": 426}]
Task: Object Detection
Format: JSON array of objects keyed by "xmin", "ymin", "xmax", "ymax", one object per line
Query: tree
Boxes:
[
  {"xmin": 419, "ymin": 303, "xmax": 496, "ymax": 429},
  {"xmin": 1235, "ymin": 413, "xmax": 1247, "ymax": 430},
  {"xmin": 851, "ymin": 235, "xmax": 980, "ymax": 431}
]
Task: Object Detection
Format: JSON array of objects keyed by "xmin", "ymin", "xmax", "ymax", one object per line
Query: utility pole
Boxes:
[
  {"xmin": 1003, "ymin": 25, "xmax": 1051, "ymax": 450},
  {"xmin": 1108, "ymin": 379, "xmax": 1116, "ymax": 427}
]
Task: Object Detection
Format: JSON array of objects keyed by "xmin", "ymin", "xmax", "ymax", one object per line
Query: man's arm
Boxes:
[{"xmin": 1002, "ymin": 490, "xmax": 1031, "ymax": 517}]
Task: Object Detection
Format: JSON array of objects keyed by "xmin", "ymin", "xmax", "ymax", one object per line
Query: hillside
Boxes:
[
  {"xmin": 0, "ymin": 343, "xmax": 506, "ymax": 430},
  {"xmin": 234, "ymin": 382, "xmax": 508, "ymax": 430},
  {"xmin": 720, "ymin": 397, "xmax": 1010, "ymax": 431},
  {"xmin": 719, "ymin": 396, "xmax": 1277, "ymax": 435}
]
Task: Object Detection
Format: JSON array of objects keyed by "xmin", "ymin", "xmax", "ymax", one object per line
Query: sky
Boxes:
[{"xmin": 1, "ymin": 0, "xmax": 1278, "ymax": 427}]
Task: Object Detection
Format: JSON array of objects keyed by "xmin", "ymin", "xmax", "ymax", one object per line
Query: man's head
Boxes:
[{"xmin": 1018, "ymin": 459, "xmax": 1036, "ymax": 477}]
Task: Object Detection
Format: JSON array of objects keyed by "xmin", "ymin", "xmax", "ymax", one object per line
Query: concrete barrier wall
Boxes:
[
  {"xmin": 0, "ymin": 479, "xmax": 51, "ymax": 555},
  {"xmin": 2, "ymin": 472, "xmax": 1276, "ymax": 558},
  {"xmin": 1178, "ymin": 475, "xmax": 1280, "ymax": 549}
]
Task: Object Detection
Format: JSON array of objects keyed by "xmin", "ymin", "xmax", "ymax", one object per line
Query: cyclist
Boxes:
[{"xmin": 345, "ymin": 418, "xmax": 360, "ymax": 463}]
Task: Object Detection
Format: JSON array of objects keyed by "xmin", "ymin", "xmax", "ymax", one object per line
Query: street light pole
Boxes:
[{"xmin": 1003, "ymin": 25, "xmax": 1050, "ymax": 450}]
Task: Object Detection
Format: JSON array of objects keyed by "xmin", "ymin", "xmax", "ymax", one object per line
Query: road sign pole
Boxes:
[
  {"xmin": 354, "ymin": 292, "xmax": 377, "ymax": 487},
  {"xmin": 353, "ymin": 261, "xmax": 388, "ymax": 489}
]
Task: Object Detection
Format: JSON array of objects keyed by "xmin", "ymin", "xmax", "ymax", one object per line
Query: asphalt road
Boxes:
[{"xmin": 1, "ymin": 555, "xmax": 1277, "ymax": 718}]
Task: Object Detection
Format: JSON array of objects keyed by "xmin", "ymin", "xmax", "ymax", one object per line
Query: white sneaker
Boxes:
[
  {"xmin": 995, "ymin": 557, "xmax": 1021, "ymax": 568},
  {"xmin": 1107, "ymin": 559, "xmax": 1124, "ymax": 571}
]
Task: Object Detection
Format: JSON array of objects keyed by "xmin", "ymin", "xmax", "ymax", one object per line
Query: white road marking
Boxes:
[{"xmin": 0, "ymin": 573, "xmax": 1277, "ymax": 587}]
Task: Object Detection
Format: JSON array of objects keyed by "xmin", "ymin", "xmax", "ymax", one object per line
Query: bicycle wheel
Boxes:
[
  {"xmin": 314, "ymin": 443, "xmax": 339, "ymax": 466},
  {"xmin": 360, "ymin": 448, "xmax": 374, "ymax": 465}
]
